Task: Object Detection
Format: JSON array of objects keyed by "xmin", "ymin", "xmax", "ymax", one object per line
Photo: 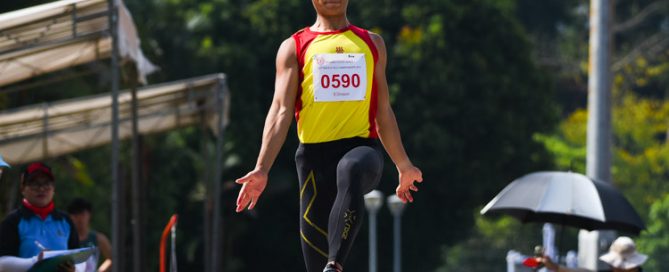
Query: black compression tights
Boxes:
[{"xmin": 295, "ymin": 138, "xmax": 383, "ymax": 272}]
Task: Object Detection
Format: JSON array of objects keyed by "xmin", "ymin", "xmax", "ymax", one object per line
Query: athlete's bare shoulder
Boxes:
[
  {"xmin": 367, "ymin": 31, "xmax": 385, "ymax": 48},
  {"xmin": 280, "ymin": 37, "xmax": 296, "ymax": 53},
  {"xmin": 367, "ymin": 31, "xmax": 387, "ymax": 58},
  {"xmin": 276, "ymin": 37, "xmax": 297, "ymax": 63},
  {"xmin": 367, "ymin": 31, "xmax": 384, "ymax": 44}
]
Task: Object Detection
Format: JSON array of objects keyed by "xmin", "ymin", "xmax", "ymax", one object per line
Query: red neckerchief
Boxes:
[{"xmin": 22, "ymin": 199, "xmax": 54, "ymax": 220}]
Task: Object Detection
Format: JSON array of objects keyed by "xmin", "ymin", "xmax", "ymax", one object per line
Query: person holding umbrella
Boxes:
[{"xmin": 538, "ymin": 236, "xmax": 647, "ymax": 272}]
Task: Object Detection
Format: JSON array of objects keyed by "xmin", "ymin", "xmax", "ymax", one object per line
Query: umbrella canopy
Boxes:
[{"xmin": 480, "ymin": 171, "xmax": 645, "ymax": 235}]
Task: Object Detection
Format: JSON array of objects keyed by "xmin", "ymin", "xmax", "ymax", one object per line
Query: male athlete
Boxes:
[{"xmin": 235, "ymin": 0, "xmax": 423, "ymax": 271}]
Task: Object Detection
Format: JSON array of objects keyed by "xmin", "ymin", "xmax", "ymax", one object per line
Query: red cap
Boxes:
[{"xmin": 24, "ymin": 162, "xmax": 54, "ymax": 181}]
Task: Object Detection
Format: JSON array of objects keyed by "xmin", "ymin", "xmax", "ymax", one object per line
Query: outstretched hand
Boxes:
[
  {"xmin": 395, "ymin": 164, "xmax": 423, "ymax": 203},
  {"xmin": 235, "ymin": 169, "xmax": 268, "ymax": 212}
]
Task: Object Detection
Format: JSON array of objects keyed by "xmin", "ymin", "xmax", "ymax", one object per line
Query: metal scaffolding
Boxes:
[{"xmin": 0, "ymin": 1, "xmax": 229, "ymax": 271}]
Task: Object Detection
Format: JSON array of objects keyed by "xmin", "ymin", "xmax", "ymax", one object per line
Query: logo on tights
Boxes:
[{"xmin": 342, "ymin": 209, "xmax": 357, "ymax": 240}]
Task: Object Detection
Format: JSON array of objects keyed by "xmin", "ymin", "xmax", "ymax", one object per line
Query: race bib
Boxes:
[{"xmin": 312, "ymin": 53, "xmax": 367, "ymax": 102}]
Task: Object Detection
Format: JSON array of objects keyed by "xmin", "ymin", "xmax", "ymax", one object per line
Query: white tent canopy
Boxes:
[
  {"xmin": 0, "ymin": 0, "xmax": 157, "ymax": 88},
  {"xmin": 0, "ymin": 74, "xmax": 227, "ymax": 165}
]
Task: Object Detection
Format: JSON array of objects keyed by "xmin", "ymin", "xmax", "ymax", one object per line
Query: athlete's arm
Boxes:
[
  {"xmin": 235, "ymin": 37, "xmax": 299, "ymax": 212},
  {"xmin": 370, "ymin": 32, "xmax": 423, "ymax": 203}
]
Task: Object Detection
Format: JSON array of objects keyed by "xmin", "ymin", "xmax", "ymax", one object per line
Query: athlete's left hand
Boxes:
[{"xmin": 395, "ymin": 164, "xmax": 423, "ymax": 203}]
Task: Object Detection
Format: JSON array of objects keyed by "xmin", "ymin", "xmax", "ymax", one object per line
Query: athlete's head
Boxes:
[{"xmin": 311, "ymin": 0, "xmax": 348, "ymax": 17}]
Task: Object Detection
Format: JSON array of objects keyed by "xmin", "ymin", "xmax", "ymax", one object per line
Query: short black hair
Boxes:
[{"xmin": 67, "ymin": 197, "xmax": 92, "ymax": 215}]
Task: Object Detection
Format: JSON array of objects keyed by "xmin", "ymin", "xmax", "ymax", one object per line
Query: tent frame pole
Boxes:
[{"xmin": 109, "ymin": 1, "xmax": 123, "ymax": 272}]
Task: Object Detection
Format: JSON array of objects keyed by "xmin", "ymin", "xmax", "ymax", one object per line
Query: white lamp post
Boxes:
[
  {"xmin": 387, "ymin": 195, "xmax": 406, "ymax": 272},
  {"xmin": 364, "ymin": 190, "xmax": 384, "ymax": 272}
]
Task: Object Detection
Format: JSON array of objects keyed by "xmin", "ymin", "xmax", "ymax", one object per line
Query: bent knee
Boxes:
[{"xmin": 337, "ymin": 147, "xmax": 381, "ymax": 173}]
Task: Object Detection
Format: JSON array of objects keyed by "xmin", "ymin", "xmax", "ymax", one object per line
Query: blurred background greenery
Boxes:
[{"xmin": 1, "ymin": 0, "xmax": 668, "ymax": 271}]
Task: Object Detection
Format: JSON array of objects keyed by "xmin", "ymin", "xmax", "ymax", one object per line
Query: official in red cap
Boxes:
[{"xmin": 0, "ymin": 162, "xmax": 79, "ymax": 258}]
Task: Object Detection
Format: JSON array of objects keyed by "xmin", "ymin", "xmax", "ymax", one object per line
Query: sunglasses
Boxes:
[{"xmin": 25, "ymin": 181, "xmax": 54, "ymax": 190}]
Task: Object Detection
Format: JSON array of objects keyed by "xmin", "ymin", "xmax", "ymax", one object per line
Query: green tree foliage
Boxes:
[
  {"xmin": 435, "ymin": 213, "xmax": 542, "ymax": 272},
  {"xmin": 532, "ymin": 93, "xmax": 669, "ymax": 272},
  {"xmin": 637, "ymin": 193, "xmax": 669, "ymax": 271},
  {"xmin": 380, "ymin": 1, "xmax": 558, "ymax": 270},
  {"xmin": 536, "ymin": 94, "xmax": 669, "ymax": 224},
  {"xmin": 443, "ymin": 0, "xmax": 669, "ymax": 270}
]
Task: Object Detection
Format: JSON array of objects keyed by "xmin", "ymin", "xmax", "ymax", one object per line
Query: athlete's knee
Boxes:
[{"xmin": 337, "ymin": 157, "xmax": 365, "ymax": 178}]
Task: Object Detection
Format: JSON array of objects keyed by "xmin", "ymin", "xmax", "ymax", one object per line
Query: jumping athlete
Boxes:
[{"xmin": 235, "ymin": 1, "xmax": 423, "ymax": 271}]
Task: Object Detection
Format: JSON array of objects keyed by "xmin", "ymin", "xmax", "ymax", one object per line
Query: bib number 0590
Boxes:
[
  {"xmin": 320, "ymin": 73, "xmax": 361, "ymax": 89},
  {"xmin": 313, "ymin": 53, "xmax": 367, "ymax": 102}
]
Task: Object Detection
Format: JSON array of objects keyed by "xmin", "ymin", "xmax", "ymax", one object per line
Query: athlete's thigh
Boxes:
[
  {"xmin": 298, "ymin": 166, "xmax": 337, "ymax": 234},
  {"xmin": 296, "ymin": 147, "xmax": 338, "ymax": 227},
  {"xmin": 337, "ymin": 145, "xmax": 383, "ymax": 193},
  {"xmin": 295, "ymin": 146, "xmax": 338, "ymax": 266}
]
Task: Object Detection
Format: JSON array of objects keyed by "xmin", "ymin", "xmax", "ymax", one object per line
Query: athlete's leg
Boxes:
[
  {"xmin": 296, "ymin": 145, "xmax": 337, "ymax": 272},
  {"xmin": 327, "ymin": 146, "xmax": 383, "ymax": 268}
]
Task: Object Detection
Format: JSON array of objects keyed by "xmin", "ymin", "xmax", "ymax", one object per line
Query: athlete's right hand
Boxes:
[{"xmin": 235, "ymin": 169, "xmax": 268, "ymax": 212}]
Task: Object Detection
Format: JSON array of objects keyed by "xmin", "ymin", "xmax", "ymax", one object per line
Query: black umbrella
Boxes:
[{"xmin": 480, "ymin": 171, "xmax": 645, "ymax": 235}]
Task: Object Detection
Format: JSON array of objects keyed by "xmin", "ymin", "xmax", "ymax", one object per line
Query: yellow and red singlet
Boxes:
[{"xmin": 292, "ymin": 25, "xmax": 379, "ymax": 143}]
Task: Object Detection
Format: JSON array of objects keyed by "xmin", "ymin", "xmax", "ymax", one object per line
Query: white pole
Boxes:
[
  {"xmin": 369, "ymin": 210, "xmax": 378, "ymax": 272},
  {"xmin": 392, "ymin": 214, "xmax": 401, "ymax": 272},
  {"xmin": 364, "ymin": 190, "xmax": 383, "ymax": 272},
  {"xmin": 581, "ymin": 0, "xmax": 616, "ymax": 270},
  {"xmin": 387, "ymin": 195, "xmax": 405, "ymax": 272},
  {"xmin": 586, "ymin": 0, "xmax": 612, "ymax": 183}
]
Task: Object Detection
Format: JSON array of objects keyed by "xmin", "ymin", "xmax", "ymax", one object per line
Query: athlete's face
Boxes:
[{"xmin": 312, "ymin": 0, "xmax": 348, "ymax": 17}]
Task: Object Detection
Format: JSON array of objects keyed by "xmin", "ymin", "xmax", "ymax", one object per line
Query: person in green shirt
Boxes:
[{"xmin": 67, "ymin": 198, "xmax": 112, "ymax": 272}]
